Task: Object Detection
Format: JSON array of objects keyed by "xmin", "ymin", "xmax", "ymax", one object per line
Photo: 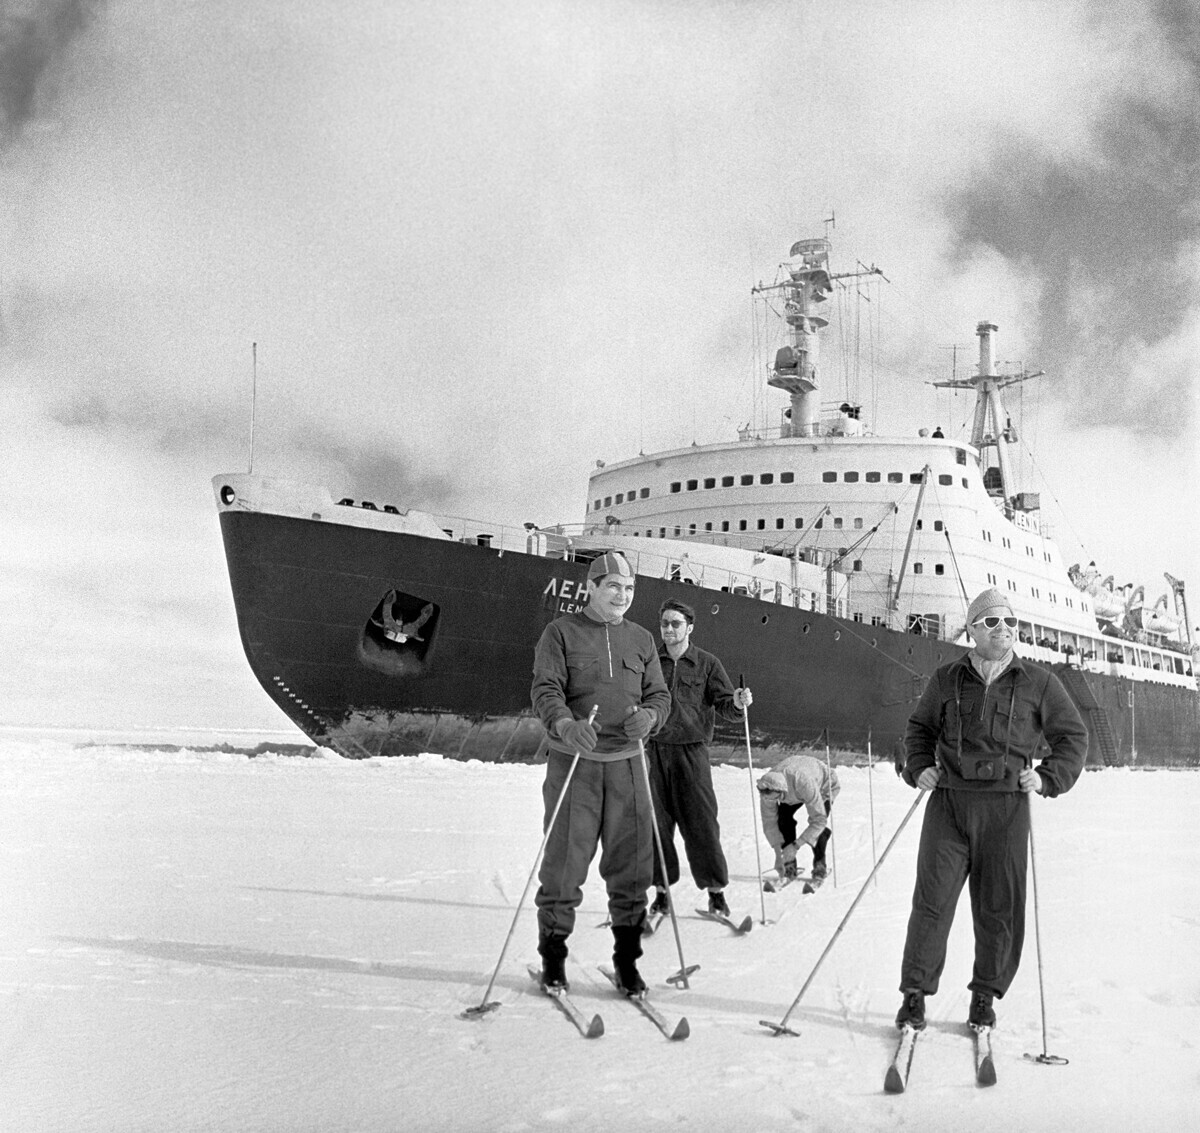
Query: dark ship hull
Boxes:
[{"xmin": 218, "ymin": 507, "xmax": 1200, "ymax": 767}]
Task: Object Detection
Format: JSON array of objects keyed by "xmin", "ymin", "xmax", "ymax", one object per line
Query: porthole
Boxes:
[
  {"xmin": 219, "ymin": 484, "xmax": 236, "ymax": 505},
  {"xmin": 711, "ymin": 604, "xmax": 720, "ymax": 615},
  {"xmin": 834, "ymin": 631, "xmax": 840, "ymax": 641},
  {"xmin": 803, "ymin": 624, "xmax": 811, "ymax": 634},
  {"xmin": 871, "ymin": 638, "xmax": 878, "ymax": 648},
  {"xmin": 761, "ymin": 615, "xmax": 769, "ymax": 625}
]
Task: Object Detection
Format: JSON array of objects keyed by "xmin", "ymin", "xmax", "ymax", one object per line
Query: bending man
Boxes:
[{"xmin": 756, "ymin": 752, "xmax": 840, "ymax": 883}]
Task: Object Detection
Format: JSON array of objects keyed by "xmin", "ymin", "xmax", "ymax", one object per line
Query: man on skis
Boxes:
[
  {"xmin": 530, "ymin": 551, "xmax": 671, "ymax": 995},
  {"xmin": 894, "ymin": 587, "xmax": 1087, "ymax": 1033},
  {"xmin": 646, "ymin": 598, "xmax": 752, "ymax": 921}
]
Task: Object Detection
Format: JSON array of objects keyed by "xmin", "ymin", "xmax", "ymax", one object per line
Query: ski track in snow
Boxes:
[{"xmin": 1, "ymin": 735, "xmax": 1197, "ymax": 1132}]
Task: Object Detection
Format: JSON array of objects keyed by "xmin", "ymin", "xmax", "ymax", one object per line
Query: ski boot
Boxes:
[
  {"xmin": 537, "ymin": 930, "xmax": 570, "ymax": 992},
  {"xmin": 612, "ymin": 923, "xmax": 647, "ymax": 996},
  {"xmin": 895, "ymin": 988, "xmax": 927, "ymax": 1031},
  {"xmin": 968, "ymin": 990, "xmax": 996, "ymax": 1028}
]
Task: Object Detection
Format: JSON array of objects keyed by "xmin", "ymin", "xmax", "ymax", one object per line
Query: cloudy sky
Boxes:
[{"xmin": 2, "ymin": 0, "xmax": 1196, "ymax": 729}]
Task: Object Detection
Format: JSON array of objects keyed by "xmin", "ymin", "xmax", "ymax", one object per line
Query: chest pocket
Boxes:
[
  {"xmin": 567, "ymin": 655, "xmax": 602, "ymax": 686},
  {"xmin": 946, "ymin": 693, "xmax": 977, "ymax": 734},
  {"xmin": 991, "ymin": 693, "xmax": 1030, "ymax": 744},
  {"xmin": 621, "ymin": 655, "xmax": 646, "ymax": 696},
  {"xmin": 675, "ymin": 670, "xmax": 703, "ymax": 698}
]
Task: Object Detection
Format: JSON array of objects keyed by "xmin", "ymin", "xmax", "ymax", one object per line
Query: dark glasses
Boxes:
[
  {"xmin": 660, "ymin": 619, "xmax": 688, "ymax": 628},
  {"xmin": 973, "ymin": 616, "xmax": 1017, "ymax": 629}
]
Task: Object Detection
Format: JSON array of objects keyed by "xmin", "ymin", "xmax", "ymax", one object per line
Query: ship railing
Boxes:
[
  {"xmin": 423, "ymin": 511, "xmax": 852, "ymax": 616},
  {"xmin": 580, "ymin": 523, "xmax": 842, "ymax": 568},
  {"xmin": 735, "ymin": 409, "xmax": 874, "ymax": 443},
  {"xmin": 420, "ymin": 513, "xmax": 567, "ymax": 555},
  {"xmin": 848, "ymin": 603, "xmax": 954, "ymax": 641}
]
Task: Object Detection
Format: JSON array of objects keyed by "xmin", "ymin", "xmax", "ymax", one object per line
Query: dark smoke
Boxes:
[
  {"xmin": 0, "ymin": 0, "xmax": 100, "ymax": 148},
  {"xmin": 298, "ymin": 429, "xmax": 461, "ymax": 512},
  {"xmin": 942, "ymin": 0, "xmax": 1199, "ymax": 437},
  {"xmin": 48, "ymin": 383, "xmax": 242, "ymax": 451},
  {"xmin": 48, "ymin": 384, "xmax": 463, "ymax": 510}
]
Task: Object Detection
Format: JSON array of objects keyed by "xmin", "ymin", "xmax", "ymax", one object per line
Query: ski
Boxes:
[
  {"xmin": 762, "ymin": 873, "xmax": 802, "ymax": 893},
  {"xmin": 599, "ymin": 966, "xmax": 690, "ymax": 1041},
  {"xmin": 525, "ymin": 966, "xmax": 604, "ymax": 1039},
  {"xmin": 695, "ymin": 909, "xmax": 753, "ymax": 934},
  {"xmin": 802, "ymin": 875, "xmax": 826, "ymax": 895},
  {"xmin": 884, "ymin": 1026, "xmax": 920, "ymax": 1093},
  {"xmin": 972, "ymin": 1024, "xmax": 997, "ymax": 1086}
]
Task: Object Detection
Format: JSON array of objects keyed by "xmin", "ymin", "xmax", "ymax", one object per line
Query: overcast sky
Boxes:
[{"xmin": 2, "ymin": 0, "xmax": 1196, "ymax": 729}]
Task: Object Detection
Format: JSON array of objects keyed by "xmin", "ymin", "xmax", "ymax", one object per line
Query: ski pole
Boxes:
[
  {"xmin": 1023, "ymin": 797, "xmax": 1069, "ymax": 1065},
  {"xmin": 824, "ymin": 739, "xmax": 837, "ymax": 888},
  {"xmin": 761, "ymin": 789, "xmax": 928, "ymax": 1036},
  {"xmin": 462, "ymin": 706, "xmax": 597, "ymax": 1019},
  {"xmin": 866, "ymin": 730, "xmax": 878, "ymax": 886},
  {"xmin": 637, "ymin": 737, "xmax": 696, "ymax": 989},
  {"xmin": 740, "ymin": 674, "xmax": 767, "ymax": 926}
]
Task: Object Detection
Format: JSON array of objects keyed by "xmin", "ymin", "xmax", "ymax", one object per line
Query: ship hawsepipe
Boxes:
[{"xmin": 215, "ymin": 489, "xmax": 1200, "ymax": 767}]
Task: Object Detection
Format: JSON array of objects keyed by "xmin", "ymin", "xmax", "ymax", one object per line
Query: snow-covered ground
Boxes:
[{"xmin": 3, "ymin": 733, "xmax": 1196, "ymax": 1132}]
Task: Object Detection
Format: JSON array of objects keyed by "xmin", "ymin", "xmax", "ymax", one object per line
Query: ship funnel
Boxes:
[{"xmin": 976, "ymin": 321, "xmax": 999, "ymax": 378}]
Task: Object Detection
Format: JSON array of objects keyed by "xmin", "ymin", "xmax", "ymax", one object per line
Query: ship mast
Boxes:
[
  {"xmin": 758, "ymin": 239, "xmax": 832, "ymax": 437},
  {"xmin": 930, "ymin": 321, "xmax": 1044, "ymax": 507},
  {"xmin": 753, "ymin": 240, "xmax": 884, "ymax": 438}
]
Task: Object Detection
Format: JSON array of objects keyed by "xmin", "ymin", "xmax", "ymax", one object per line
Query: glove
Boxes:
[
  {"xmin": 557, "ymin": 717, "xmax": 598, "ymax": 753},
  {"xmin": 733, "ymin": 687, "xmax": 753, "ymax": 710},
  {"xmin": 915, "ymin": 766, "xmax": 942, "ymax": 791},
  {"xmin": 781, "ymin": 842, "xmax": 798, "ymax": 879},
  {"xmin": 1019, "ymin": 768, "xmax": 1044, "ymax": 795},
  {"xmin": 622, "ymin": 706, "xmax": 656, "ymax": 739}
]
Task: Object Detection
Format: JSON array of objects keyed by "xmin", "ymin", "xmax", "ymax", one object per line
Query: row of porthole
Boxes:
[
  {"xmin": 706, "ymin": 605, "xmax": 850, "ymax": 643},
  {"xmin": 708, "ymin": 605, "xmax": 943, "ymax": 658}
]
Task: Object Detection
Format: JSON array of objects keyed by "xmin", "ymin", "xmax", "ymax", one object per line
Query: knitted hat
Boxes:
[
  {"xmin": 587, "ymin": 551, "xmax": 634, "ymax": 581},
  {"xmin": 756, "ymin": 770, "xmax": 787, "ymax": 795},
  {"xmin": 966, "ymin": 587, "xmax": 1013, "ymax": 624}
]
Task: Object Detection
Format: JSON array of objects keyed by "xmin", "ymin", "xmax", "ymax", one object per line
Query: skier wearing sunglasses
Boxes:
[{"xmin": 893, "ymin": 587, "xmax": 1087, "ymax": 1034}]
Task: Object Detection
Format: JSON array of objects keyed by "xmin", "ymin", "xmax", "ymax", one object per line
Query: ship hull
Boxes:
[{"xmin": 218, "ymin": 510, "xmax": 1200, "ymax": 767}]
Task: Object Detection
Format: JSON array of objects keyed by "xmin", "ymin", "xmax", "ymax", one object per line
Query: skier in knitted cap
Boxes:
[
  {"xmin": 894, "ymin": 587, "xmax": 1087, "ymax": 1034},
  {"xmin": 530, "ymin": 551, "xmax": 671, "ymax": 996},
  {"xmin": 756, "ymin": 753, "xmax": 840, "ymax": 884}
]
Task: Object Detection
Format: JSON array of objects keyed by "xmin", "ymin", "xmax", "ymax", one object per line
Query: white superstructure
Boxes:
[{"xmin": 583, "ymin": 244, "xmax": 1195, "ymax": 691}]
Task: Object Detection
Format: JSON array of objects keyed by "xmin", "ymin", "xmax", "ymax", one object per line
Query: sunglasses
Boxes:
[
  {"xmin": 660, "ymin": 619, "xmax": 688, "ymax": 628},
  {"xmin": 973, "ymin": 616, "xmax": 1018, "ymax": 629}
]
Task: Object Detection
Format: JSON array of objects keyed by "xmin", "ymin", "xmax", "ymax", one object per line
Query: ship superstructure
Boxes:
[{"xmin": 583, "ymin": 245, "xmax": 1196, "ymax": 694}]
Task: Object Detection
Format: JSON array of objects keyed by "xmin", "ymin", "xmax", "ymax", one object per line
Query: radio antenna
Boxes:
[{"xmin": 249, "ymin": 341, "xmax": 257, "ymax": 474}]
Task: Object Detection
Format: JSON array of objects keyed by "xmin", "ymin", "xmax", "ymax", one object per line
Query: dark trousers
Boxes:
[
  {"xmin": 900, "ymin": 789, "xmax": 1030, "ymax": 999},
  {"xmin": 535, "ymin": 752, "xmax": 653, "ymax": 936},
  {"xmin": 777, "ymin": 799, "xmax": 833, "ymax": 866},
  {"xmin": 647, "ymin": 740, "xmax": 729, "ymax": 891}
]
